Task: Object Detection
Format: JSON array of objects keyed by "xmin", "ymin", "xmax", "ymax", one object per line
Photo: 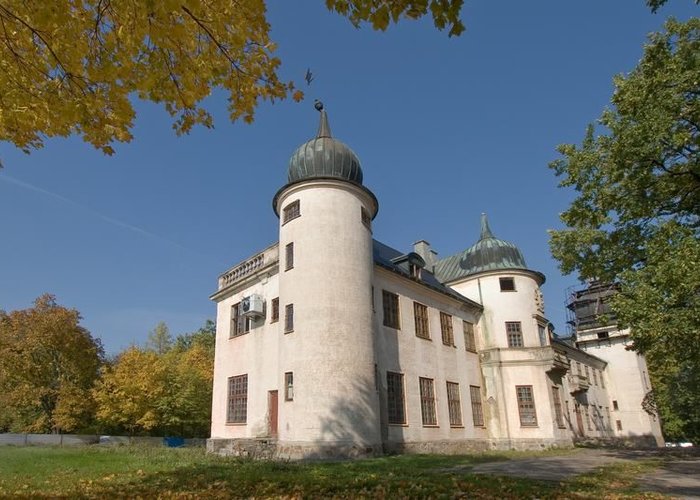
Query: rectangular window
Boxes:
[
  {"xmin": 470, "ymin": 385, "xmax": 484, "ymax": 427},
  {"xmin": 386, "ymin": 372, "xmax": 405, "ymax": 424},
  {"xmin": 361, "ymin": 206, "xmax": 371, "ymax": 229},
  {"xmin": 419, "ymin": 377, "xmax": 437, "ymax": 426},
  {"xmin": 516, "ymin": 385, "xmax": 538, "ymax": 426},
  {"xmin": 284, "ymin": 304, "xmax": 294, "ymax": 333},
  {"xmin": 613, "ymin": 400, "xmax": 619, "ymax": 411},
  {"xmin": 600, "ymin": 370, "xmax": 605, "ymax": 388},
  {"xmin": 616, "ymin": 419, "xmax": 623, "ymax": 431},
  {"xmin": 585, "ymin": 365, "xmax": 590, "ymax": 381},
  {"xmin": 382, "ymin": 290, "xmax": 400, "ymax": 329},
  {"xmin": 285, "ymin": 242, "xmax": 294, "ymax": 271},
  {"xmin": 552, "ymin": 386, "xmax": 565, "ymax": 428},
  {"xmin": 282, "ymin": 200, "xmax": 300, "ymax": 224},
  {"xmin": 284, "ymin": 372, "xmax": 294, "ymax": 401},
  {"xmin": 230, "ymin": 303, "xmax": 251, "ymax": 338},
  {"xmin": 446, "ymin": 381, "xmax": 462, "ymax": 427},
  {"xmin": 440, "ymin": 312, "xmax": 454, "ymax": 346},
  {"xmin": 227, "ymin": 374, "xmax": 248, "ymax": 423},
  {"xmin": 271, "ymin": 298, "xmax": 279, "ymax": 323},
  {"xmin": 584, "ymin": 404, "xmax": 592, "ymax": 430},
  {"xmin": 538, "ymin": 324, "xmax": 547, "ymax": 346},
  {"xmin": 605, "ymin": 407, "xmax": 611, "ymax": 430},
  {"xmin": 499, "ymin": 277, "xmax": 516, "ymax": 291},
  {"xmin": 463, "ymin": 321, "xmax": 477, "ymax": 352},
  {"xmin": 413, "ymin": 302, "xmax": 430, "ymax": 339},
  {"xmin": 592, "ymin": 369, "xmax": 598, "ymax": 386},
  {"xmin": 506, "ymin": 321, "xmax": 523, "ymax": 347}
]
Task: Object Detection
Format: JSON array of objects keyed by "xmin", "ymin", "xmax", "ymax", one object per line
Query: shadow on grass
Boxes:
[{"xmin": 60, "ymin": 453, "xmax": 558, "ymax": 499}]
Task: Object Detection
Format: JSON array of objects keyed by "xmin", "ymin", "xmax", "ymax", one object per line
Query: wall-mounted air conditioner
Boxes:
[{"xmin": 241, "ymin": 294, "xmax": 265, "ymax": 318}]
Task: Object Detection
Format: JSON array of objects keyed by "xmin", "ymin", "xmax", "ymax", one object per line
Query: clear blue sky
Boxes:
[{"xmin": 0, "ymin": 1, "xmax": 696, "ymax": 354}]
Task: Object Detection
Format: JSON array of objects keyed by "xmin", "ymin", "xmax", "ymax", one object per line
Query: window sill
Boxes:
[
  {"xmin": 422, "ymin": 424, "xmax": 440, "ymax": 428},
  {"xmin": 225, "ymin": 422, "xmax": 247, "ymax": 426},
  {"xmin": 229, "ymin": 332, "xmax": 250, "ymax": 340},
  {"xmin": 388, "ymin": 423, "xmax": 408, "ymax": 427},
  {"xmin": 520, "ymin": 424, "xmax": 539, "ymax": 428},
  {"xmin": 416, "ymin": 335, "xmax": 432, "ymax": 341},
  {"xmin": 284, "ymin": 329, "xmax": 294, "ymax": 334},
  {"xmin": 449, "ymin": 425, "xmax": 464, "ymax": 429}
]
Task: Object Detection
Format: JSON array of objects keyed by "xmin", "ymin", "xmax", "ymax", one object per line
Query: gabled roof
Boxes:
[{"xmin": 373, "ymin": 240, "xmax": 482, "ymax": 310}]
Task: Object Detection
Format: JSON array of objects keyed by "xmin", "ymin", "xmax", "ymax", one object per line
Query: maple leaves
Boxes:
[{"xmin": 0, "ymin": 0, "xmax": 465, "ymax": 160}]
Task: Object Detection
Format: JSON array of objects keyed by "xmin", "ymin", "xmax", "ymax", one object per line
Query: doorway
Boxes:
[{"xmin": 268, "ymin": 390, "xmax": 278, "ymax": 437}]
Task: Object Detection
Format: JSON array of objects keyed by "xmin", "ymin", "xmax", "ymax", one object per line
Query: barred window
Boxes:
[
  {"xmin": 284, "ymin": 304, "xmax": 294, "ymax": 333},
  {"xmin": 382, "ymin": 290, "xmax": 400, "ymax": 329},
  {"xmin": 231, "ymin": 303, "xmax": 251, "ymax": 338},
  {"xmin": 516, "ymin": 385, "xmax": 537, "ymax": 426},
  {"xmin": 284, "ymin": 372, "xmax": 294, "ymax": 401},
  {"xmin": 469, "ymin": 385, "xmax": 484, "ymax": 427},
  {"xmin": 282, "ymin": 200, "xmax": 300, "ymax": 224},
  {"xmin": 227, "ymin": 374, "xmax": 248, "ymax": 424},
  {"xmin": 463, "ymin": 321, "xmax": 476, "ymax": 352},
  {"xmin": 552, "ymin": 386, "xmax": 566, "ymax": 428},
  {"xmin": 419, "ymin": 377, "xmax": 437, "ymax": 426},
  {"xmin": 285, "ymin": 242, "xmax": 294, "ymax": 271},
  {"xmin": 414, "ymin": 302, "xmax": 430, "ymax": 339},
  {"xmin": 440, "ymin": 312, "xmax": 454, "ymax": 346},
  {"xmin": 271, "ymin": 298, "xmax": 279, "ymax": 323},
  {"xmin": 446, "ymin": 381, "xmax": 462, "ymax": 427},
  {"xmin": 387, "ymin": 372, "xmax": 405, "ymax": 424},
  {"xmin": 506, "ymin": 321, "xmax": 523, "ymax": 348}
]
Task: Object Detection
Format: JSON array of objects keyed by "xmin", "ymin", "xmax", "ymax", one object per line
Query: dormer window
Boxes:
[
  {"xmin": 409, "ymin": 263, "xmax": 422, "ymax": 279},
  {"xmin": 500, "ymin": 277, "xmax": 516, "ymax": 292}
]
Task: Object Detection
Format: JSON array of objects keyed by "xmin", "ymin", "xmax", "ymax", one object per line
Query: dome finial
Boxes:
[
  {"xmin": 314, "ymin": 100, "xmax": 332, "ymax": 138},
  {"xmin": 480, "ymin": 213, "xmax": 495, "ymax": 240}
]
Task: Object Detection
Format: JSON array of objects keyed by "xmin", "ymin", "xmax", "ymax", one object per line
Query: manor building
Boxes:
[{"xmin": 207, "ymin": 104, "xmax": 663, "ymax": 458}]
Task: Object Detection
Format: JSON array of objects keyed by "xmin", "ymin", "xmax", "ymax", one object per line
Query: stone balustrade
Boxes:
[{"xmin": 218, "ymin": 244, "xmax": 279, "ymax": 290}]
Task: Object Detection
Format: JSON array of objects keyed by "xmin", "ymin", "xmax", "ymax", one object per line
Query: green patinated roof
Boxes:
[
  {"xmin": 287, "ymin": 102, "xmax": 363, "ymax": 185},
  {"xmin": 433, "ymin": 214, "xmax": 534, "ymax": 283}
]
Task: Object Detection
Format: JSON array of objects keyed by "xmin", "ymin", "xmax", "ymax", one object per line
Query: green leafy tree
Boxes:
[
  {"xmin": 146, "ymin": 321, "xmax": 173, "ymax": 355},
  {"xmin": 0, "ymin": 294, "xmax": 104, "ymax": 433},
  {"xmin": 0, "ymin": 0, "xmax": 464, "ymax": 165},
  {"xmin": 549, "ymin": 18, "xmax": 700, "ymax": 441}
]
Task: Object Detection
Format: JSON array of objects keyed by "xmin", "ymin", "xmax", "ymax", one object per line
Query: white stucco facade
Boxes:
[{"xmin": 207, "ymin": 106, "xmax": 663, "ymax": 458}]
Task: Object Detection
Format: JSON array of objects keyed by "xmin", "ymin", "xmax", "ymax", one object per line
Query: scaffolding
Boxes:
[{"xmin": 565, "ymin": 281, "xmax": 619, "ymax": 337}]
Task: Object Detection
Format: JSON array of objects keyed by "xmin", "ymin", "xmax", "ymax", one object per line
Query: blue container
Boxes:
[{"xmin": 164, "ymin": 437, "xmax": 185, "ymax": 448}]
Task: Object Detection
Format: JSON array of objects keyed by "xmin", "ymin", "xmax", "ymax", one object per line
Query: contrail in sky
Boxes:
[{"xmin": 0, "ymin": 174, "xmax": 208, "ymax": 258}]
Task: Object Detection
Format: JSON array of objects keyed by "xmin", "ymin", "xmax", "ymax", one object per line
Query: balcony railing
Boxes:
[
  {"xmin": 217, "ymin": 245, "xmax": 279, "ymax": 290},
  {"xmin": 569, "ymin": 374, "xmax": 590, "ymax": 394}
]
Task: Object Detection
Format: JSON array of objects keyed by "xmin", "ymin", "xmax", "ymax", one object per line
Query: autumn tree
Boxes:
[
  {"xmin": 0, "ymin": 0, "xmax": 464, "ymax": 165},
  {"xmin": 94, "ymin": 320, "xmax": 214, "ymax": 437},
  {"xmin": 549, "ymin": 18, "xmax": 700, "ymax": 441},
  {"xmin": 0, "ymin": 294, "xmax": 104, "ymax": 433},
  {"xmin": 93, "ymin": 347, "xmax": 166, "ymax": 435}
]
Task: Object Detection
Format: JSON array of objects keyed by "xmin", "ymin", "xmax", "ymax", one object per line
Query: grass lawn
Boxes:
[{"xmin": 0, "ymin": 446, "xmax": 664, "ymax": 498}]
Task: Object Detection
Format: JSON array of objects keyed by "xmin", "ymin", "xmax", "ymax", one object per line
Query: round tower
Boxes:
[
  {"xmin": 272, "ymin": 103, "xmax": 380, "ymax": 456},
  {"xmin": 449, "ymin": 214, "xmax": 547, "ymax": 349}
]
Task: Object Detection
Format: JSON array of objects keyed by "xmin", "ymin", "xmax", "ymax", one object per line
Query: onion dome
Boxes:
[
  {"xmin": 287, "ymin": 101, "xmax": 363, "ymax": 184},
  {"xmin": 458, "ymin": 214, "xmax": 528, "ymax": 275}
]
